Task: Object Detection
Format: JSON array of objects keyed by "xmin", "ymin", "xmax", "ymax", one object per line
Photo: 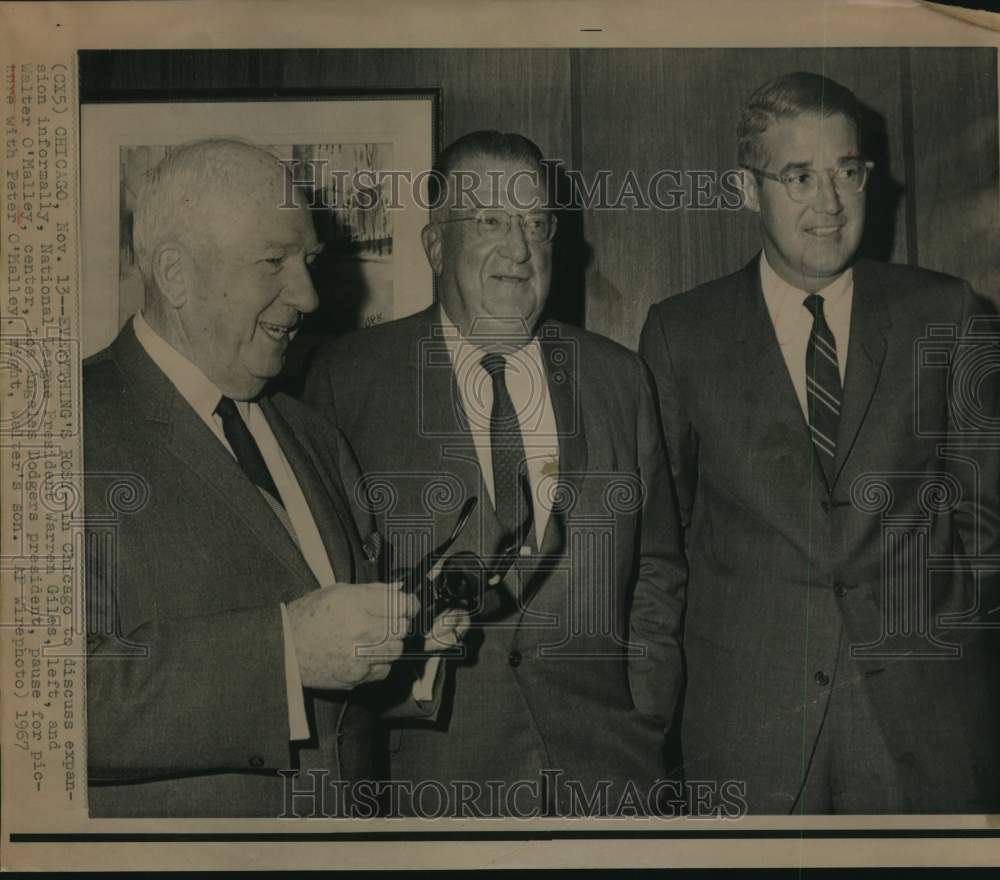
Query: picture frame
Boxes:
[{"xmin": 79, "ymin": 89, "xmax": 441, "ymax": 360}]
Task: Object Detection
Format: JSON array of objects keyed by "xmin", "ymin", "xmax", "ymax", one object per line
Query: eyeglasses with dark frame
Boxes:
[
  {"xmin": 744, "ymin": 158, "xmax": 875, "ymax": 204},
  {"xmin": 436, "ymin": 208, "xmax": 558, "ymax": 244}
]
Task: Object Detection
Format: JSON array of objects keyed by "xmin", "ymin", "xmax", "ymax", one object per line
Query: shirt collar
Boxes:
[
  {"xmin": 437, "ymin": 304, "xmax": 545, "ymax": 376},
  {"xmin": 133, "ymin": 310, "xmax": 246, "ymax": 422},
  {"xmin": 759, "ymin": 250, "xmax": 853, "ymax": 308}
]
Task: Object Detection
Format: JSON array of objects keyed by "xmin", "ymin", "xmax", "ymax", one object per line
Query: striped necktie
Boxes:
[
  {"xmin": 803, "ymin": 294, "xmax": 842, "ymax": 487},
  {"xmin": 480, "ymin": 353, "xmax": 532, "ymax": 534}
]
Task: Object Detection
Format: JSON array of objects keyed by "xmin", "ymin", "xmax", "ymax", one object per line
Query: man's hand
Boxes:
[
  {"xmin": 286, "ymin": 582, "xmax": 418, "ymax": 690},
  {"xmin": 422, "ymin": 609, "xmax": 471, "ymax": 653}
]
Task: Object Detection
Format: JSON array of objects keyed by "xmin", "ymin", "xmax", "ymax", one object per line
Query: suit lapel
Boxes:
[
  {"xmin": 537, "ymin": 327, "xmax": 586, "ymax": 558},
  {"xmin": 112, "ymin": 321, "xmax": 316, "ymax": 590},
  {"xmin": 736, "ymin": 259, "xmax": 816, "ymax": 457},
  {"xmin": 406, "ymin": 310, "xmax": 488, "ymax": 559},
  {"xmin": 831, "ymin": 260, "xmax": 891, "ymax": 490},
  {"xmin": 263, "ymin": 398, "xmax": 357, "ymax": 584},
  {"xmin": 416, "ymin": 311, "xmax": 475, "ymax": 440},
  {"xmin": 495, "ymin": 325, "xmax": 585, "ymax": 620}
]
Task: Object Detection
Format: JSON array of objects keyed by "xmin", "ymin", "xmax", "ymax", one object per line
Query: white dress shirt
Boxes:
[
  {"xmin": 133, "ymin": 311, "xmax": 326, "ymax": 741},
  {"xmin": 439, "ymin": 306, "xmax": 560, "ymax": 543},
  {"xmin": 759, "ymin": 252, "xmax": 854, "ymax": 421},
  {"xmin": 412, "ymin": 307, "xmax": 561, "ymax": 699}
]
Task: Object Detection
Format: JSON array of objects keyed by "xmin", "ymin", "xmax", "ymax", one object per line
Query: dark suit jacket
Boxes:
[
  {"xmin": 84, "ymin": 320, "xmax": 381, "ymax": 818},
  {"xmin": 640, "ymin": 256, "xmax": 1000, "ymax": 813},
  {"xmin": 305, "ymin": 305, "xmax": 687, "ymax": 816}
]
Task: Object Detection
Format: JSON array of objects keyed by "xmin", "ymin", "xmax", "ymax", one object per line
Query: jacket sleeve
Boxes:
[
  {"xmin": 626, "ymin": 353, "xmax": 689, "ymax": 725},
  {"xmin": 87, "ymin": 594, "xmax": 292, "ymax": 780},
  {"xmin": 948, "ymin": 285, "xmax": 1000, "ymax": 587},
  {"xmin": 328, "ymin": 403, "xmax": 448, "ymax": 723},
  {"xmin": 638, "ymin": 304, "xmax": 699, "ymax": 532}
]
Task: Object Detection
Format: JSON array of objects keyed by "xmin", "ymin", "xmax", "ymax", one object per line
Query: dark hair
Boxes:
[
  {"xmin": 427, "ymin": 130, "xmax": 548, "ymax": 208},
  {"xmin": 737, "ymin": 72, "xmax": 864, "ymax": 170}
]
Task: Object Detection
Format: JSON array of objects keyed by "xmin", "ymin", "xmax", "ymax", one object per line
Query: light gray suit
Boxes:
[{"xmin": 84, "ymin": 320, "xmax": 381, "ymax": 817}]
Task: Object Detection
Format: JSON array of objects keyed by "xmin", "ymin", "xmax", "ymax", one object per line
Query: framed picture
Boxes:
[{"xmin": 79, "ymin": 90, "xmax": 441, "ymax": 360}]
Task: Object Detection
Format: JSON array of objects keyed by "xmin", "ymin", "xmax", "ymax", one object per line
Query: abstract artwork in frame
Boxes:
[{"xmin": 80, "ymin": 91, "xmax": 440, "ymax": 365}]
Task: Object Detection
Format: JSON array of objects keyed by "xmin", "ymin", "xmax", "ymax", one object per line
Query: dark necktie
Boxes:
[
  {"xmin": 803, "ymin": 294, "xmax": 842, "ymax": 487},
  {"xmin": 480, "ymin": 353, "xmax": 531, "ymax": 534},
  {"xmin": 215, "ymin": 396, "xmax": 285, "ymax": 508}
]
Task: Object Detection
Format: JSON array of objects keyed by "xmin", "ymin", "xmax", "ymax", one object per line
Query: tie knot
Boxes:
[
  {"xmin": 480, "ymin": 353, "xmax": 507, "ymax": 380},
  {"xmin": 215, "ymin": 395, "xmax": 239, "ymax": 419},
  {"xmin": 803, "ymin": 293, "xmax": 826, "ymax": 321}
]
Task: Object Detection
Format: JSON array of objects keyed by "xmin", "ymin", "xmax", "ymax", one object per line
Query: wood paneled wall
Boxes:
[
  {"xmin": 80, "ymin": 48, "xmax": 572, "ymax": 183},
  {"xmin": 81, "ymin": 47, "xmax": 998, "ymax": 350},
  {"xmin": 578, "ymin": 47, "xmax": 997, "ymax": 347}
]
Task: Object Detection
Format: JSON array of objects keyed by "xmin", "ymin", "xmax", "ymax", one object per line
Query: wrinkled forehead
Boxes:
[
  {"xmin": 444, "ymin": 157, "xmax": 551, "ymax": 212},
  {"xmin": 221, "ymin": 158, "xmax": 301, "ymax": 210},
  {"xmin": 209, "ymin": 168, "xmax": 316, "ymax": 251}
]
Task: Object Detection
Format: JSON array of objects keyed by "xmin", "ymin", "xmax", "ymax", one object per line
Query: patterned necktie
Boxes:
[
  {"xmin": 803, "ymin": 294, "xmax": 842, "ymax": 487},
  {"xmin": 480, "ymin": 353, "xmax": 531, "ymax": 534},
  {"xmin": 215, "ymin": 396, "xmax": 285, "ymax": 509}
]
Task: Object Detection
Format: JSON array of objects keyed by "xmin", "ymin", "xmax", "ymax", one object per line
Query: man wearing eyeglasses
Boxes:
[
  {"xmin": 640, "ymin": 71, "xmax": 1000, "ymax": 813},
  {"xmin": 306, "ymin": 131, "xmax": 687, "ymax": 816}
]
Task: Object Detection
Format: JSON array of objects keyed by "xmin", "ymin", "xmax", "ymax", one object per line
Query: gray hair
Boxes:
[{"xmin": 131, "ymin": 138, "xmax": 287, "ymax": 285}]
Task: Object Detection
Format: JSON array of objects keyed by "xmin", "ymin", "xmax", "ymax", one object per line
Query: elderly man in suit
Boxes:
[
  {"xmin": 640, "ymin": 72, "xmax": 1000, "ymax": 813},
  {"xmin": 306, "ymin": 131, "xmax": 687, "ymax": 817},
  {"xmin": 84, "ymin": 139, "xmax": 463, "ymax": 818}
]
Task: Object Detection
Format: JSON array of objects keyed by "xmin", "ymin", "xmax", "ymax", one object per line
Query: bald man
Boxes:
[{"xmin": 83, "ymin": 140, "xmax": 463, "ymax": 818}]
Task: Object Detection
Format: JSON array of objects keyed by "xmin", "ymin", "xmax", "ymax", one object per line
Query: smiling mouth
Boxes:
[
  {"xmin": 805, "ymin": 225, "xmax": 845, "ymax": 237},
  {"xmin": 491, "ymin": 274, "xmax": 530, "ymax": 284},
  {"xmin": 259, "ymin": 319, "xmax": 297, "ymax": 342}
]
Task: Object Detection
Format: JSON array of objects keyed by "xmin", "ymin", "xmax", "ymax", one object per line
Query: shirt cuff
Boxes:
[
  {"xmin": 280, "ymin": 602, "xmax": 311, "ymax": 741},
  {"xmin": 412, "ymin": 655, "xmax": 442, "ymax": 702}
]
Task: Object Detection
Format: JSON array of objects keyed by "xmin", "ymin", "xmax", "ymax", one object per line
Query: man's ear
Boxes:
[
  {"xmin": 152, "ymin": 241, "xmax": 193, "ymax": 308},
  {"xmin": 739, "ymin": 169, "xmax": 761, "ymax": 214},
  {"xmin": 421, "ymin": 223, "xmax": 443, "ymax": 276}
]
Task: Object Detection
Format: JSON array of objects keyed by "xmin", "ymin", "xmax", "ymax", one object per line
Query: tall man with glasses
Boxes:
[
  {"xmin": 640, "ymin": 72, "xmax": 1000, "ymax": 813},
  {"xmin": 306, "ymin": 131, "xmax": 687, "ymax": 817}
]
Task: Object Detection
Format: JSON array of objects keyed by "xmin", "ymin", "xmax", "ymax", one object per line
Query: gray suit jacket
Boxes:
[
  {"xmin": 305, "ymin": 306, "xmax": 687, "ymax": 816},
  {"xmin": 640, "ymin": 256, "xmax": 1000, "ymax": 813},
  {"xmin": 84, "ymin": 320, "xmax": 381, "ymax": 817}
]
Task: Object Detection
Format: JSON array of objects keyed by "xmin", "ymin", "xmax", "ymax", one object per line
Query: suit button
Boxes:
[
  {"xmin": 814, "ymin": 671, "xmax": 830, "ymax": 686},
  {"xmin": 821, "ymin": 501, "xmax": 831, "ymax": 513},
  {"xmin": 834, "ymin": 582, "xmax": 848, "ymax": 598},
  {"xmin": 249, "ymin": 755, "xmax": 265, "ymax": 768},
  {"xmin": 508, "ymin": 650, "xmax": 522, "ymax": 668}
]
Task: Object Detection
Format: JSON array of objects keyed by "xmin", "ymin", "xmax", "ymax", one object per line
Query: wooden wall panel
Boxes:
[
  {"xmin": 908, "ymin": 47, "xmax": 999, "ymax": 303},
  {"xmin": 79, "ymin": 48, "xmax": 573, "ymax": 347},
  {"xmin": 579, "ymin": 48, "xmax": 911, "ymax": 349},
  {"xmin": 81, "ymin": 48, "xmax": 998, "ymax": 349},
  {"xmin": 278, "ymin": 49, "xmax": 573, "ymax": 162},
  {"xmin": 80, "ymin": 48, "xmax": 572, "ymax": 170}
]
